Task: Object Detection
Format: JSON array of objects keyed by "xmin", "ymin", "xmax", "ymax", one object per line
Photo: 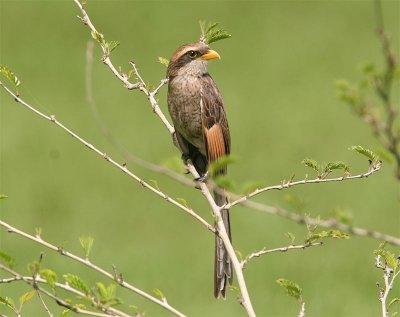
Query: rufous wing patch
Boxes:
[{"xmin": 204, "ymin": 124, "xmax": 227, "ymax": 175}]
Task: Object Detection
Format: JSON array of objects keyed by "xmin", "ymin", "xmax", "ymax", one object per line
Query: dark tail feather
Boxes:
[{"xmin": 214, "ymin": 189, "xmax": 233, "ymax": 299}]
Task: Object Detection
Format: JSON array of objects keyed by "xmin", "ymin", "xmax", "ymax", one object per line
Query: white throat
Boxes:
[{"xmin": 177, "ymin": 59, "xmax": 208, "ymax": 77}]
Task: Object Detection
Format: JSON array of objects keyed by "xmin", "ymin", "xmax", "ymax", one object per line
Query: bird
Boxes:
[{"xmin": 166, "ymin": 42, "xmax": 232, "ymax": 299}]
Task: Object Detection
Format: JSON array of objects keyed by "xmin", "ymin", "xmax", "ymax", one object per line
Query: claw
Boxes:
[
  {"xmin": 194, "ymin": 172, "xmax": 208, "ymax": 183},
  {"xmin": 181, "ymin": 153, "xmax": 190, "ymax": 163}
]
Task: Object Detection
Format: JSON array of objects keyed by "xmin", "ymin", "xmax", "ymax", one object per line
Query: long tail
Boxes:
[{"xmin": 214, "ymin": 189, "xmax": 233, "ymax": 299}]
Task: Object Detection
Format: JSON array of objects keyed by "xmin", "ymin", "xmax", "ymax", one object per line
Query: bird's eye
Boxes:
[{"xmin": 188, "ymin": 50, "xmax": 198, "ymax": 58}]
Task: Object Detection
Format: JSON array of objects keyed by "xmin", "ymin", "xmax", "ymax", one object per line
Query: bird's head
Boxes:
[{"xmin": 167, "ymin": 42, "xmax": 220, "ymax": 78}]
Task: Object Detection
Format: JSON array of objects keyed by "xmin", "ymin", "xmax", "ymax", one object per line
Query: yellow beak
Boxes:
[{"xmin": 199, "ymin": 49, "xmax": 221, "ymax": 60}]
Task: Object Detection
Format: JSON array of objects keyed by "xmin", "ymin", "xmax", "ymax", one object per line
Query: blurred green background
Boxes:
[{"xmin": 1, "ymin": 0, "xmax": 399, "ymax": 316}]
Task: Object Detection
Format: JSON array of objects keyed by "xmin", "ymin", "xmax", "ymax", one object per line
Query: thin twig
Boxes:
[
  {"xmin": 186, "ymin": 164, "xmax": 256, "ymax": 317},
  {"xmin": 227, "ymin": 162, "xmax": 381, "ymax": 209},
  {"xmin": 375, "ymin": 255, "xmax": 400, "ymax": 317},
  {"xmin": 298, "ymin": 301, "xmax": 305, "ymax": 317},
  {"xmin": 35, "ymin": 286, "xmax": 54, "ymax": 317},
  {"xmin": 0, "ymin": 81, "xmax": 214, "ymax": 235},
  {"xmin": 237, "ymin": 199, "xmax": 400, "ymax": 246},
  {"xmin": 74, "ymin": 0, "xmax": 174, "ymax": 135},
  {"xmin": 0, "ymin": 220, "xmax": 186, "ymax": 317},
  {"xmin": 241, "ymin": 243, "xmax": 323, "ymax": 269},
  {"xmin": 0, "ymin": 267, "xmax": 131, "ymax": 317},
  {"xmin": 364, "ymin": 0, "xmax": 400, "ymax": 178},
  {"xmin": 0, "ymin": 264, "xmax": 113, "ymax": 317},
  {"xmin": 84, "ymin": 40, "xmax": 185, "ymax": 187}
]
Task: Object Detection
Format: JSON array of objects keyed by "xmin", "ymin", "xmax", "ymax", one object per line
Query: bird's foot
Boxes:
[
  {"xmin": 181, "ymin": 154, "xmax": 191, "ymax": 174},
  {"xmin": 194, "ymin": 172, "xmax": 208, "ymax": 183},
  {"xmin": 181, "ymin": 153, "xmax": 190, "ymax": 163}
]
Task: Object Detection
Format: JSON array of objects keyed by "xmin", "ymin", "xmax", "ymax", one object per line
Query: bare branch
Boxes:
[
  {"xmin": 236, "ymin": 199, "xmax": 400, "ymax": 246},
  {"xmin": 227, "ymin": 162, "xmax": 381, "ymax": 209},
  {"xmin": 0, "ymin": 220, "xmax": 186, "ymax": 317},
  {"xmin": 375, "ymin": 254, "xmax": 400, "ymax": 317},
  {"xmin": 0, "ymin": 264, "xmax": 115, "ymax": 317},
  {"xmin": 298, "ymin": 301, "xmax": 305, "ymax": 317},
  {"xmin": 35, "ymin": 285, "xmax": 54, "ymax": 317},
  {"xmin": 186, "ymin": 164, "xmax": 256, "ymax": 316},
  {"xmin": 84, "ymin": 40, "xmax": 189, "ymax": 187},
  {"xmin": 0, "ymin": 266, "xmax": 131, "ymax": 317},
  {"xmin": 241, "ymin": 243, "xmax": 323, "ymax": 269},
  {"xmin": 0, "ymin": 81, "xmax": 214, "ymax": 235},
  {"xmin": 73, "ymin": 0, "xmax": 174, "ymax": 135}
]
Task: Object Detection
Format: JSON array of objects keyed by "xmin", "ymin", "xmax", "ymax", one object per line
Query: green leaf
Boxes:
[
  {"xmin": 28, "ymin": 260, "xmax": 40, "ymax": 276},
  {"xmin": 374, "ymin": 249, "xmax": 398, "ymax": 271},
  {"xmin": 241, "ymin": 181, "xmax": 264, "ymax": 195},
  {"xmin": 91, "ymin": 31, "xmax": 105, "ymax": 45},
  {"xmin": 0, "ymin": 296, "xmax": 15, "ymax": 309},
  {"xmin": 379, "ymin": 241, "xmax": 388, "ymax": 249},
  {"xmin": 176, "ymin": 197, "xmax": 189, "ymax": 208},
  {"xmin": 208, "ymin": 155, "xmax": 238, "ymax": 175},
  {"xmin": 199, "ymin": 20, "xmax": 231, "ymax": 44},
  {"xmin": 276, "ymin": 278, "xmax": 302, "ymax": 301},
  {"xmin": 63, "ymin": 274, "xmax": 91, "ymax": 295},
  {"xmin": 301, "ymin": 158, "xmax": 319, "ymax": 173},
  {"xmin": 158, "ymin": 57, "xmax": 169, "ymax": 67},
  {"xmin": 306, "ymin": 229, "xmax": 349, "ymax": 244},
  {"xmin": 149, "ymin": 179, "xmax": 160, "ymax": 191},
  {"xmin": 161, "ymin": 156, "xmax": 184, "ymax": 173},
  {"xmin": 0, "ymin": 250, "xmax": 15, "ymax": 268},
  {"xmin": 361, "ymin": 62, "xmax": 376, "ymax": 74},
  {"xmin": 95, "ymin": 282, "xmax": 122, "ymax": 306},
  {"xmin": 332, "ymin": 206, "xmax": 353, "ymax": 225},
  {"xmin": 335, "ymin": 79, "xmax": 350, "ymax": 90},
  {"xmin": 61, "ymin": 309, "xmax": 71, "ymax": 317},
  {"xmin": 79, "ymin": 236, "xmax": 94, "ymax": 259},
  {"xmin": 285, "ymin": 232, "xmax": 296, "ymax": 244},
  {"xmin": 214, "ymin": 175, "xmax": 235, "ymax": 191},
  {"xmin": 326, "ymin": 230, "xmax": 350, "ymax": 239},
  {"xmin": 96, "ymin": 282, "xmax": 108, "ymax": 301},
  {"xmin": 199, "ymin": 20, "xmax": 218, "ymax": 36},
  {"xmin": 106, "ymin": 41, "xmax": 120, "ymax": 54},
  {"xmin": 19, "ymin": 290, "xmax": 36, "ymax": 306},
  {"xmin": 0, "ymin": 194, "xmax": 8, "ymax": 199},
  {"xmin": 323, "ymin": 161, "xmax": 349, "ymax": 173},
  {"xmin": 206, "ymin": 29, "xmax": 231, "ymax": 45},
  {"xmin": 285, "ymin": 194, "xmax": 306, "ymax": 211},
  {"xmin": 35, "ymin": 227, "xmax": 42, "ymax": 237},
  {"xmin": 40, "ymin": 269, "xmax": 58, "ymax": 289},
  {"xmin": 350, "ymin": 145, "xmax": 379, "ymax": 164},
  {"xmin": 129, "ymin": 305, "xmax": 143, "ymax": 315},
  {"xmin": 0, "ymin": 64, "xmax": 21, "ymax": 87},
  {"xmin": 389, "ymin": 298, "xmax": 400, "ymax": 309},
  {"xmin": 235, "ymin": 250, "xmax": 243, "ymax": 261},
  {"xmin": 153, "ymin": 288, "xmax": 165, "ymax": 300},
  {"xmin": 374, "ymin": 148, "xmax": 394, "ymax": 164}
]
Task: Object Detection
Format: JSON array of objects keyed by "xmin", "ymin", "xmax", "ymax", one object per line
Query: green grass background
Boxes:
[{"xmin": 0, "ymin": 1, "xmax": 399, "ymax": 316}]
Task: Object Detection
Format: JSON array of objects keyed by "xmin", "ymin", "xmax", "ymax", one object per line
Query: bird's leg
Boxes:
[
  {"xmin": 172, "ymin": 131, "xmax": 180, "ymax": 150},
  {"xmin": 181, "ymin": 153, "xmax": 192, "ymax": 174}
]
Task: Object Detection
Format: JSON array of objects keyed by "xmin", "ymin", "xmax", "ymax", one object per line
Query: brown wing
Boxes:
[{"xmin": 200, "ymin": 75, "xmax": 230, "ymax": 175}]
